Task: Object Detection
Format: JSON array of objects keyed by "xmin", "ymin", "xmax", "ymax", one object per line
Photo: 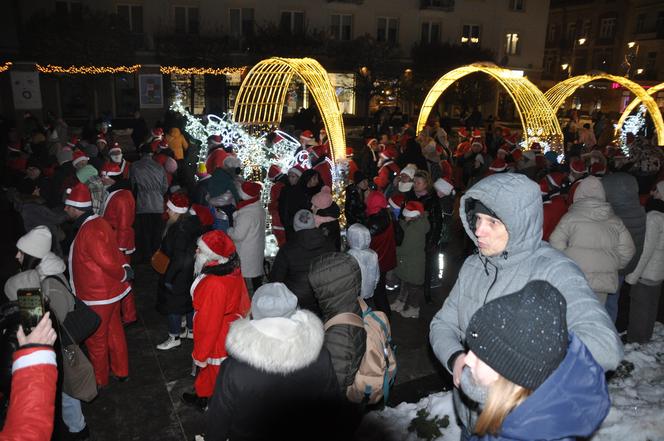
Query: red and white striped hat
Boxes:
[{"xmin": 64, "ymin": 182, "xmax": 92, "ymax": 208}]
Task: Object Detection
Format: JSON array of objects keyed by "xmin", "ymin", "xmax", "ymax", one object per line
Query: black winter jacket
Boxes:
[
  {"xmin": 308, "ymin": 253, "xmax": 366, "ymax": 391},
  {"xmin": 344, "ymin": 183, "xmax": 367, "ymax": 226},
  {"xmin": 156, "ymin": 214, "xmax": 206, "ymax": 315},
  {"xmin": 269, "ymin": 228, "xmax": 335, "ymax": 316},
  {"xmin": 316, "ymin": 202, "xmax": 342, "ymax": 251},
  {"xmin": 406, "ymin": 190, "xmax": 443, "ymax": 250}
]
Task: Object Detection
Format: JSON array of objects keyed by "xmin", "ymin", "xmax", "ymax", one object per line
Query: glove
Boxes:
[{"xmin": 123, "ymin": 265, "xmax": 135, "ymax": 282}]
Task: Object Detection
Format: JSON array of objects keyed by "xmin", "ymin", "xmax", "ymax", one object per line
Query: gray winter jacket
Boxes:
[
  {"xmin": 130, "ymin": 155, "xmax": 169, "ymax": 214},
  {"xmin": 429, "ymin": 173, "xmax": 623, "ymax": 430},
  {"xmin": 346, "ymin": 224, "xmax": 380, "ymax": 300},
  {"xmin": 309, "ymin": 252, "xmax": 366, "ymax": 391},
  {"xmin": 602, "ymin": 172, "xmax": 646, "ymax": 276}
]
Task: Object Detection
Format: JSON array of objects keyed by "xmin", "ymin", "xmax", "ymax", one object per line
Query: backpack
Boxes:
[{"xmin": 324, "ymin": 299, "xmax": 397, "ymax": 404}]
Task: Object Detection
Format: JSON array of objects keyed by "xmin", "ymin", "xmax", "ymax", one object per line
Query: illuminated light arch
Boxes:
[
  {"xmin": 545, "ymin": 73, "xmax": 664, "ymax": 145},
  {"xmin": 417, "ymin": 62, "xmax": 563, "ymax": 148},
  {"xmin": 616, "ymin": 82, "xmax": 664, "ymax": 137},
  {"xmin": 233, "ymin": 57, "xmax": 346, "ymax": 162}
]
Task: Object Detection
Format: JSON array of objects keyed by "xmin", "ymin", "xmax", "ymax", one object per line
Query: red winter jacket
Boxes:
[
  {"xmin": 191, "ymin": 268, "xmax": 251, "ymax": 367},
  {"xmin": 0, "ymin": 346, "xmax": 57, "ymax": 441},
  {"xmin": 102, "ymin": 189, "xmax": 136, "ymax": 256},
  {"xmin": 542, "ymin": 195, "xmax": 568, "ymax": 242},
  {"xmin": 69, "ymin": 215, "xmax": 131, "ymax": 305},
  {"xmin": 268, "ymin": 181, "xmax": 285, "ymax": 231},
  {"xmin": 373, "ymin": 161, "xmax": 400, "ymax": 191}
]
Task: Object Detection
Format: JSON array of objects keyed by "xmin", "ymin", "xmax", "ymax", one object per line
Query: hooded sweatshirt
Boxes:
[
  {"xmin": 550, "ymin": 176, "xmax": 635, "ymax": 295},
  {"xmin": 429, "ymin": 173, "xmax": 622, "ymax": 431},
  {"xmin": 346, "ymin": 224, "xmax": 380, "ymax": 299}
]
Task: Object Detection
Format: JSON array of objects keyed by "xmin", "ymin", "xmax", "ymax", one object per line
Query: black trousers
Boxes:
[
  {"xmin": 134, "ymin": 213, "xmax": 163, "ymax": 263},
  {"xmin": 370, "ymin": 271, "xmax": 391, "ymax": 318}
]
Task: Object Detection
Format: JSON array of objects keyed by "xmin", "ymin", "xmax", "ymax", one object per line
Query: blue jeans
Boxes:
[
  {"xmin": 167, "ymin": 312, "xmax": 193, "ymax": 336},
  {"xmin": 460, "ymin": 424, "xmax": 472, "ymax": 441},
  {"xmin": 62, "ymin": 392, "xmax": 86, "ymax": 433},
  {"xmin": 605, "ymin": 276, "xmax": 624, "ymax": 324}
]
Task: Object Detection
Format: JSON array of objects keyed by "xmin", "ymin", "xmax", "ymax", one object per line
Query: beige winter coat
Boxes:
[
  {"xmin": 550, "ymin": 176, "xmax": 635, "ymax": 295},
  {"xmin": 625, "ymin": 210, "xmax": 664, "ymax": 285}
]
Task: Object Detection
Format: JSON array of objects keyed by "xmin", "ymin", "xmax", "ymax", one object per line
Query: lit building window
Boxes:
[
  {"xmin": 505, "ymin": 33, "xmax": 520, "ymax": 55},
  {"xmin": 461, "ymin": 24, "xmax": 480, "ymax": 45}
]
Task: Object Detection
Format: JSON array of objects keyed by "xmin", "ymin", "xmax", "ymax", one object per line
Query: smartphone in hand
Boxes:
[{"xmin": 16, "ymin": 287, "xmax": 45, "ymax": 334}]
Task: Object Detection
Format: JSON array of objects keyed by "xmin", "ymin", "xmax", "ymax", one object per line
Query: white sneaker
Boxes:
[
  {"xmin": 400, "ymin": 306, "xmax": 420, "ymax": 319},
  {"xmin": 157, "ymin": 335, "xmax": 181, "ymax": 350},
  {"xmin": 179, "ymin": 328, "xmax": 194, "ymax": 339},
  {"xmin": 390, "ymin": 299, "xmax": 405, "ymax": 313}
]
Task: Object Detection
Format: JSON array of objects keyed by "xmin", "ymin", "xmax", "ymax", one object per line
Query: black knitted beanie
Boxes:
[{"xmin": 466, "ymin": 280, "xmax": 568, "ymax": 390}]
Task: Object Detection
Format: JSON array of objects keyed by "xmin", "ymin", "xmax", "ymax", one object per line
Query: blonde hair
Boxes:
[
  {"xmin": 474, "ymin": 376, "xmax": 532, "ymax": 436},
  {"xmin": 413, "ymin": 170, "xmax": 433, "ymax": 191}
]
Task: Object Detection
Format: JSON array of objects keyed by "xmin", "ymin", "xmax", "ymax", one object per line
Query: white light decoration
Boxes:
[{"xmin": 617, "ymin": 105, "xmax": 647, "ymax": 155}]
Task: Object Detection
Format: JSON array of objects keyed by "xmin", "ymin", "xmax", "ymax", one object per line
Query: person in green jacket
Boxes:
[{"xmin": 393, "ymin": 200, "xmax": 430, "ymax": 319}]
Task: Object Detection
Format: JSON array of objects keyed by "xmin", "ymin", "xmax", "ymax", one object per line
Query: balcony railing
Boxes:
[{"xmin": 420, "ymin": 0, "xmax": 455, "ymax": 11}]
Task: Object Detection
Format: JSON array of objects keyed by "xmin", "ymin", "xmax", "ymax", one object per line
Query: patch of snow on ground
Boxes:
[{"xmin": 361, "ymin": 322, "xmax": 664, "ymax": 441}]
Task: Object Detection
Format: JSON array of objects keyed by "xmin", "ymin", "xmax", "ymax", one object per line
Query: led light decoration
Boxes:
[
  {"xmin": 233, "ymin": 57, "xmax": 347, "ymax": 163},
  {"xmin": 417, "ymin": 62, "xmax": 564, "ymax": 150},
  {"xmin": 0, "ymin": 62, "xmax": 12, "ymax": 73},
  {"xmin": 35, "ymin": 64, "xmax": 142, "ymax": 74},
  {"xmin": 618, "ymin": 105, "xmax": 647, "ymax": 154},
  {"xmin": 544, "ymin": 73, "xmax": 664, "ymax": 145},
  {"xmin": 616, "ymin": 82, "xmax": 664, "ymax": 138},
  {"xmin": 160, "ymin": 66, "xmax": 246, "ymax": 76}
]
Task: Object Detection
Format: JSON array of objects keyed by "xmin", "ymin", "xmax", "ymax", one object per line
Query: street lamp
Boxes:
[
  {"xmin": 566, "ymin": 37, "xmax": 587, "ymax": 78},
  {"xmin": 636, "ymin": 68, "xmax": 644, "ymax": 75},
  {"xmin": 625, "ymin": 41, "xmax": 640, "ymax": 78}
]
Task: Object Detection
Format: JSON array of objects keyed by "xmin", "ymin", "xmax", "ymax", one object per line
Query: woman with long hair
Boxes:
[{"xmin": 461, "ymin": 280, "xmax": 610, "ymax": 441}]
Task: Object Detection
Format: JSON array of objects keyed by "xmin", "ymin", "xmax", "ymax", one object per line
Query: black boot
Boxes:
[
  {"xmin": 182, "ymin": 392, "xmax": 208, "ymax": 412},
  {"xmin": 67, "ymin": 425, "xmax": 90, "ymax": 441}
]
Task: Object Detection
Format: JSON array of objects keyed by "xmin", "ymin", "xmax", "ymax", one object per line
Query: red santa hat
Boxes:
[
  {"xmin": 66, "ymin": 137, "xmax": 79, "ymax": 149},
  {"xmin": 300, "ymin": 130, "xmax": 316, "ymax": 146},
  {"xmin": 570, "ymin": 159, "xmax": 587, "ymax": 174},
  {"xmin": 72, "ymin": 150, "xmax": 89, "ymax": 166},
  {"xmin": 268, "ymin": 164, "xmax": 284, "ymax": 181},
  {"xmin": 309, "ymin": 143, "xmax": 327, "ymax": 159},
  {"xmin": 64, "ymin": 182, "xmax": 92, "ymax": 208},
  {"xmin": 159, "ymin": 139, "xmax": 170, "ymax": 150},
  {"xmin": 380, "ymin": 145, "xmax": 397, "ymax": 160},
  {"xmin": 433, "ymin": 178, "xmax": 454, "ymax": 196},
  {"xmin": 590, "ymin": 162, "xmax": 607, "ymax": 176},
  {"xmin": 152, "ymin": 128, "xmax": 164, "ymax": 139},
  {"xmin": 101, "ymin": 162, "xmax": 123, "ymax": 177},
  {"xmin": 238, "ymin": 181, "xmax": 262, "ymax": 200},
  {"xmin": 402, "ymin": 201, "xmax": 424, "ymax": 218},
  {"xmin": 8, "ymin": 142, "xmax": 21, "ymax": 153},
  {"xmin": 489, "ymin": 158, "xmax": 507, "ymax": 172},
  {"xmin": 471, "ymin": 129, "xmax": 482, "ymax": 139},
  {"xmin": 208, "ymin": 134, "xmax": 223, "ymax": 147},
  {"xmin": 388, "ymin": 193, "xmax": 405, "ymax": 210},
  {"xmin": 345, "ymin": 147, "xmax": 354, "ymax": 158},
  {"xmin": 96, "ymin": 135, "xmax": 108, "ymax": 146},
  {"xmin": 366, "ymin": 138, "xmax": 378, "ymax": 148},
  {"xmin": 167, "ymin": 192, "xmax": 190, "ymax": 214},
  {"xmin": 288, "ymin": 164, "xmax": 305, "ymax": 177},
  {"xmin": 109, "ymin": 143, "xmax": 122, "ymax": 155},
  {"xmin": 457, "ymin": 127, "xmax": 469, "ymax": 139},
  {"xmin": 197, "ymin": 230, "xmax": 236, "ymax": 264},
  {"xmin": 311, "ymin": 186, "xmax": 333, "ymax": 210},
  {"xmin": 190, "ymin": 204, "xmax": 214, "ymax": 227}
]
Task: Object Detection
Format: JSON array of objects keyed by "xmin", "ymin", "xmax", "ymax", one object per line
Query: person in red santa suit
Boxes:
[
  {"xmin": 309, "ymin": 144, "xmax": 333, "ymax": 188},
  {"xmin": 299, "ymin": 130, "xmax": 317, "ymax": 151},
  {"xmin": 540, "ymin": 172, "xmax": 569, "ymax": 242},
  {"xmin": 107, "ymin": 142, "xmax": 131, "ymax": 180},
  {"xmin": 65, "ymin": 182, "xmax": 132, "ymax": 387},
  {"xmin": 373, "ymin": 145, "xmax": 401, "ymax": 192},
  {"xmin": 100, "ymin": 162, "xmax": 138, "ymax": 325},
  {"xmin": 267, "ymin": 164, "xmax": 287, "ymax": 247},
  {"xmin": 182, "ymin": 230, "xmax": 251, "ymax": 411}
]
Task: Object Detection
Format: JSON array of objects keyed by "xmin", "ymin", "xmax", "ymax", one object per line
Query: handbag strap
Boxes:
[{"xmin": 43, "ymin": 275, "xmax": 77, "ymax": 342}]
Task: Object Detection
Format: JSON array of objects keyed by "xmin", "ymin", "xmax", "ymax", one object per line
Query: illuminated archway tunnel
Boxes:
[
  {"xmin": 233, "ymin": 57, "xmax": 346, "ymax": 162},
  {"xmin": 417, "ymin": 62, "xmax": 563, "ymax": 149},
  {"xmin": 544, "ymin": 73, "xmax": 664, "ymax": 145},
  {"xmin": 616, "ymin": 82, "xmax": 664, "ymax": 138}
]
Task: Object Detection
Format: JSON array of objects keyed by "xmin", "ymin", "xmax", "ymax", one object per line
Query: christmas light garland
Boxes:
[
  {"xmin": 417, "ymin": 62, "xmax": 564, "ymax": 151},
  {"xmin": 35, "ymin": 63, "xmax": 142, "ymax": 74},
  {"xmin": 0, "ymin": 62, "xmax": 12, "ymax": 73},
  {"xmin": 618, "ymin": 105, "xmax": 647, "ymax": 155},
  {"xmin": 160, "ymin": 66, "xmax": 246, "ymax": 76},
  {"xmin": 616, "ymin": 82, "xmax": 664, "ymax": 138}
]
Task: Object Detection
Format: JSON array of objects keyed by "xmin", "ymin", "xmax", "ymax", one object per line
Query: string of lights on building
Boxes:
[{"xmin": 0, "ymin": 63, "xmax": 246, "ymax": 76}]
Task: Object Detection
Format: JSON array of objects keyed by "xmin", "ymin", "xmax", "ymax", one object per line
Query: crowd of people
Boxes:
[{"xmin": 1, "ymin": 106, "xmax": 663, "ymax": 441}]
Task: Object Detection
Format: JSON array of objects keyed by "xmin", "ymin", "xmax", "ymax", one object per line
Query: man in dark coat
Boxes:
[
  {"xmin": 269, "ymin": 210, "xmax": 335, "ymax": 316},
  {"xmin": 205, "ymin": 282, "xmax": 354, "ymax": 441}
]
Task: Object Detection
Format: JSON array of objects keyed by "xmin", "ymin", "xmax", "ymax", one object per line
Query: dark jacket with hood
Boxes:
[
  {"xmin": 206, "ymin": 309, "xmax": 351, "ymax": 441},
  {"xmin": 406, "ymin": 189, "xmax": 443, "ymax": 250},
  {"xmin": 429, "ymin": 173, "xmax": 622, "ymax": 431},
  {"xmin": 278, "ymin": 171, "xmax": 322, "ymax": 238},
  {"xmin": 470, "ymin": 333, "xmax": 610, "ymax": 441},
  {"xmin": 156, "ymin": 214, "xmax": 205, "ymax": 315},
  {"xmin": 308, "ymin": 253, "xmax": 366, "ymax": 391},
  {"xmin": 397, "ymin": 139, "xmax": 427, "ymax": 171},
  {"xmin": 316, "ymin": 202, "xmax": 341, "ymax": 251},
  {"xmin": 601, "ymin": 172, "xmax": 646, "ymax": 276},
  {"xmin": 269, "ymin": 228, "xmax": 335, "ymax": 316}
]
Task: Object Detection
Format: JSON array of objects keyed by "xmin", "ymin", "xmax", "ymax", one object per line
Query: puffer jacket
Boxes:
[
  {"xmin": 130, "ymin": 155, "xmax": 169, "ymax": 214},
  {"xmin": 550, "ymin": 177, "xmax": 635, "ymax": 295},
  {"xmin": 269, "ymin": 228, "xmax": 335, "ymax": 316},
  {"xmin": 166, "ymin": 127, "xmax": 189, "ymax": 160},
  {"xmin": 228, "ymin": 200, "xmax": 266, "ymax": 278},
  {"xmin": 429, "ymin": 173, "xmax": 622, "ymax": 432},
  {"xmin": 346, "ymin": 224, "xmax": 380, "ymax": 299},
  {"xmin": 602, "ymin": 172, "xmax": 646, "ymax": 275},
  {"xmin": 308, "ymin": 253, "xmax": 366, "ymax": 390},
  {"xmin": 625, "ymin": 207, "xmax": 664, "ymax": 285},
  {"xmin": 471, "ymin": 333, "xmax": 609, "ymax": 441},
  {"xmin": 206, "ymin": 310, "xmax": 350, "ymax": 441},
  {"xmin": 395, "ymin": 215, "xmax": 431, "ymax": 285},
  {"xmin": 365, "ymin": 208, "xmax": 397, "ymax": 273},
  {"xmin": 344, "ymin": 183, "xmax": 367, "ymax": 226},
  {"xmin": 406, "ymin": 189, "xmax": 442, "ymax": 250},
  {"xmin": 315, "ymin": 202, "xmax": 341, "ymax": 251}
]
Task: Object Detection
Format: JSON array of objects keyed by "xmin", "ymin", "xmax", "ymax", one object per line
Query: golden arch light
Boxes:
[
  {"xmin": 544, "ymin": 73, "xmax": 664, "ymax": 145},
  {"xmin": 616, "ymin": 82, "xmax": 664, "ymax": 138},
  {"xmin": 417, "ymin": 63, "xmax": 563, "ymax": 149},
  {"xmin": 233, "ymin": 57, "xmax": 346, "ymax": 162}
]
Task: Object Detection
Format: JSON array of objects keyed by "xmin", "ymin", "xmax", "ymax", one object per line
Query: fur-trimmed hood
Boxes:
[{"xmin": 225, "ymin": 309, "xmax": 325, "ymax": 374}]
